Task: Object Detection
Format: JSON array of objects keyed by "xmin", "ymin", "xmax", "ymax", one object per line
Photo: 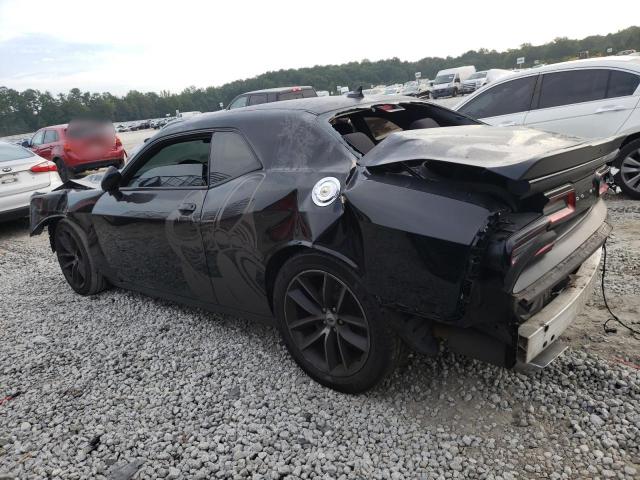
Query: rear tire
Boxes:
[
  {"xmin": 273, "ymin": 252, "xmax": 402, "ymax": 393},
  {"xmin": 613, "ymin": 139, "xmax": 640, "ymax": 199},
  {"xmin": 54, "ymin": 219, "xmax": 108, "ymax": 295}
]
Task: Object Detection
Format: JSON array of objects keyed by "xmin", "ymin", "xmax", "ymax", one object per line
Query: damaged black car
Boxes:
[{"xmin": 30, "ymin": 95, "xmax": 620, "ymax": 393}]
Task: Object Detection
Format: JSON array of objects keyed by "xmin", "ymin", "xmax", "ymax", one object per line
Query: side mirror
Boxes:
[
  {"xmin": 101, "ymin": 166, "xmax": 122, "ymax": 193},
  {"xmin": 21, "ymin": 140, "xmax": 30, "ymax": 147}
]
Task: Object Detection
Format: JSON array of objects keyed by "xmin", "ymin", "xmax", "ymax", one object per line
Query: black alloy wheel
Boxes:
[
  {"xmin": 284, "ymin": 270, "xmax": 370, "ymax": 377},
  {"xmin": 54, "ymin": 219, "xmax": 107, "ymax": 295},
  {"xmin": 274, "ymin": 252, "xmax": 403, "ymax": 393},
  {"xmin": 614, "ymin": 139, "xmax": 640, "ymax": 199},
  {"xmin": 56, "ymin": 226, "xmax": 88, "ymax": 291}
]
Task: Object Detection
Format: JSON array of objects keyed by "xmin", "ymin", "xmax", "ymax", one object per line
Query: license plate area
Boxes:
[{"xmin": 0, "ymin": 173, "xmax": 19, "ymax": 185}]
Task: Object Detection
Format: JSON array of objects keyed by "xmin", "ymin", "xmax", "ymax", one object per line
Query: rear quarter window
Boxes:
[
  {"xmin": 607, "ymin": 70, "xmax": 640, "ymax": 98},
  {"xmin": 279, "ymin": 91, "xmax": 305, "ymax": 101},
  {"xmin": 209, "ymin": 131, "xmax": 261, "ymax": 186}
]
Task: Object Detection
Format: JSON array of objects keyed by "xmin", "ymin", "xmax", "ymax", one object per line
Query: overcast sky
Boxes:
[{"xmin": 0, "ymin": 0, "xmax": 636, "ymax": 95}]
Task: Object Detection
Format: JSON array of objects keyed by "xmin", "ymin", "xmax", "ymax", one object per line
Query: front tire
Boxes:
[
  {"xmin": 54, "ymin": 219, "xmax": 107, "ymax": 295},
  {"xmin": 273, "ymin": 252, "xmax": 402, "ymax": 393},
  {"xmin": 613, "ymin": 139, "xmax": 640, "ymax": 199}
]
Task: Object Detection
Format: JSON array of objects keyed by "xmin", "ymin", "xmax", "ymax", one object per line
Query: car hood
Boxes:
[{"xmin": 359, "ymin": 125, "xmax": 621, "ymax": 181}]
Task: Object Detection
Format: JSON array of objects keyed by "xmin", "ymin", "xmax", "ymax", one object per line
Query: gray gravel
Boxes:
[{"xmin": 1, "ymin": 198, "xmax": 639, "ymax": 479}]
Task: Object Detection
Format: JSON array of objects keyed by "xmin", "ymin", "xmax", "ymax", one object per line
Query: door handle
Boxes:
[
  {"xmin": 497, "ymin": 121, "xmax": 516, "ymax": 127},
  {"xmin": 595, "ymin": 105, "xmax": 624, "ymax": 114},
  {"xmin": 178, "ymin": 202, "xmax": 197, "ymax": 214}
]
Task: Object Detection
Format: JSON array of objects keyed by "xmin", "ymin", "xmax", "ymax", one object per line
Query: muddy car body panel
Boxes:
[{"xmin": 30, "ymin": 95, "xmax": 618, "ymax": 378}]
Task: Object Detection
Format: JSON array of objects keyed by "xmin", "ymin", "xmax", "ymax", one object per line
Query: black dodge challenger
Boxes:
[{"xmin": 30, "ymin": 95, "xmax": 619, "ymax": 392}]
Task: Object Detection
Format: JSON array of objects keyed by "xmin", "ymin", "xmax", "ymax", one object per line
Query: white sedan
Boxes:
[
  {"xmin": 454, "ymin": 56, "xmax": 640, "ymax": 198},
  {"xmin": 0, "ymin": 141, "xmax": 63, "ymax": 222}
]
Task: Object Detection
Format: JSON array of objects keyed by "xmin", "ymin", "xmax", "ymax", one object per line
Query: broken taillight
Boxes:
[
  {"xmin": 594, "ymin": 165, "xmax": 610, "ymax": 196},
  {"xmin": 544, "ymin": 184, "xmax": 576, "ymax": 225},
  {"xmin": 509, "ymin": 218, "xmax": 553, "ymax": 266}
]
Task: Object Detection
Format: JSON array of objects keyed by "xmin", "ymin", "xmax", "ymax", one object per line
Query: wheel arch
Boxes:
[
  {"xmin": 264, "ymin": 242, "xmax": 360, "ymax": 313},
  {"xmin": 619, "ymin": 131, "xmax": 640, "ymax": 150}
]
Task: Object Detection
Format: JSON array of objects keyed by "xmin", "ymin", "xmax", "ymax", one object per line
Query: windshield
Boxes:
[
  {"xmin": 434, "ymin": 74, "xmax": 454, "ymax": 84},
  {"xmin": 0, "ymin": 142, "xmax": 34, "ymax": 162},
  {"xmin": 468, "ymin": 72, "xmax": 487, "ymax": 80}
]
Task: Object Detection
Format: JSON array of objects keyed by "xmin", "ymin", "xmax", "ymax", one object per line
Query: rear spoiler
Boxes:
[{"xmin": 359, "ymin": 125, "xmax": 623, "ymax": 186}]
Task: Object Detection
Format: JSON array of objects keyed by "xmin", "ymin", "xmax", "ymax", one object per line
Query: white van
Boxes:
[
  {"xmin": 462, "ymin": 69, "xmax": 512, "ymax": 94},
  {"xmin": 431, "ymin": 66, "xmax": 476, "ymax": 99}
]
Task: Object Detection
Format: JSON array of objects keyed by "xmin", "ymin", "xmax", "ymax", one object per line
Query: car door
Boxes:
[
  {"xmin": 522, "ymin": 68, "xmax": 636, "ymax": 138},
  {"xmin": 38, "ymin": 129, "xmax": 58, "ymax": 160},
  {"xmin": 198, "ymin": 130, "xmax": 270, "ymax": 316},
  {"xmin": 456, "ymin": 74, "xmax": 538, "ymax": 127},
  {"xmin": 91, "ymin": 132, "xmax": 216, "ymax": 302}
]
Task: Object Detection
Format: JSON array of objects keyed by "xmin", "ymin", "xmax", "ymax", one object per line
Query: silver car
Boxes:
[{"xmin": 0, "ymin": 141, "xmax": 63, "ymax": 222}]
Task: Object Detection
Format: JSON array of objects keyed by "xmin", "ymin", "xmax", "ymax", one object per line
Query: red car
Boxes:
[{"xmin": 22, "ymin": 121, "xmax": 124, "ymax": 181}]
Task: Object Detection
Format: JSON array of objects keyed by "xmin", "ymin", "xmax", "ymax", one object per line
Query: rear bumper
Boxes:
[
  {"xmin": 0, "ymin": 178, "xmax": 63, "ymax": 220},
  {"xmin": 517, "ymin": 247, "xmax": 601, "ymax": 363}
]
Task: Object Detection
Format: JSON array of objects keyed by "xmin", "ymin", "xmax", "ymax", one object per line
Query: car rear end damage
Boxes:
[
  {"xmin": 347, "ymin": 125, "xmax": 621, "ymax": 369},
  {"xmin": 517, "ymin": 247, "xmax": 602, "ymax": 366}
]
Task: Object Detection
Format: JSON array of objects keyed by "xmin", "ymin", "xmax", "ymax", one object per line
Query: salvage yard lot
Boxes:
[{"xmin": 0, "ymin": 194, "xmax": 638, "ymax": 479}]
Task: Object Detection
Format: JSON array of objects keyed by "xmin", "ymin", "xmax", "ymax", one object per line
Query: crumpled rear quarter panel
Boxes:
[{"xmin": 344, "ymin": 168, "xmax": 498, "ymax": 322}]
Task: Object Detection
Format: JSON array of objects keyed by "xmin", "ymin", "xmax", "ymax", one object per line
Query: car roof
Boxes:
[
  {"xmin": 511, "ymin": 55, "xmax": 640, "ymax": 76},
  {"xmin": 157, "ymin": 94, "xmax": 428, "ymax": 137},
  {"xmin": 242, "ymin": 86, "xmax": 315, "ymax": 95},
  {"xmin": 37, "ymin": 124, "xmax": 67, "ymax": 130}
]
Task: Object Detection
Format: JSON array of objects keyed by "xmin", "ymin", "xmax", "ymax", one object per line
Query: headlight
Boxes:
[{"xmin": 312, "ymin": 177, "xmax": 341, "ymax": 206}]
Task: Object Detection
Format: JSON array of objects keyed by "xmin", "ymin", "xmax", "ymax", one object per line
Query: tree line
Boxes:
[{"xmin": 1, "ymin": 26, "xmax": 639, "ymax": 137}]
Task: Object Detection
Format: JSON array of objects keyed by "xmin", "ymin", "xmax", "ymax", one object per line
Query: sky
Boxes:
[{"xmin": 0, "ymin": 0, "xmax": 637, "ymax": 95}]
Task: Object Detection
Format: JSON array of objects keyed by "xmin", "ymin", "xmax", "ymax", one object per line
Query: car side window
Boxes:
[
  {"xmin": 209, "ymin": 131, "xmax": 261, "ymax": 186},
  {"xmin": 43, "ymin": 130, "xmax": 58, "ymax": 143},
  {"xmin": 124, "ymin": 135, "xmax": 211, "ymax": 188},
  {"xmin": 538, "ymin": 69, "xmax": 608, "ymax": 109},
  {"xmin": 31, "ymin": 130, "xmax": 45, "ymax": 146},
  {"xmin": 458, "ymin": 75, "xmax": 537, "ymax": 118},
  {"xmin": 607, "ymin": 70, "xmax": 640, "ymax": 98},
  {"xmin": 249, "ymin": 94, "xmax": 267, "ymax": 106},
  {"xmin": 279, "ymin": 91, "xmax": 304, "ymax": 101},
  {"xmin": 229, "ymin": 96, "xmax": 248, "ymax": 109}
]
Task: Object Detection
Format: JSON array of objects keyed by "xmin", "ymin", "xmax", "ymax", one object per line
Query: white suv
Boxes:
[{"xmin": 455, "ymin": 56, "xmax": 640, "ymax": 198}]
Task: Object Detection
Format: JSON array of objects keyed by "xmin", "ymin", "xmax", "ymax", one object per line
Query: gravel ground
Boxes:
[{"xmin": 0, "ymin": 194, "xmax": 639, "ymax": 480}]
